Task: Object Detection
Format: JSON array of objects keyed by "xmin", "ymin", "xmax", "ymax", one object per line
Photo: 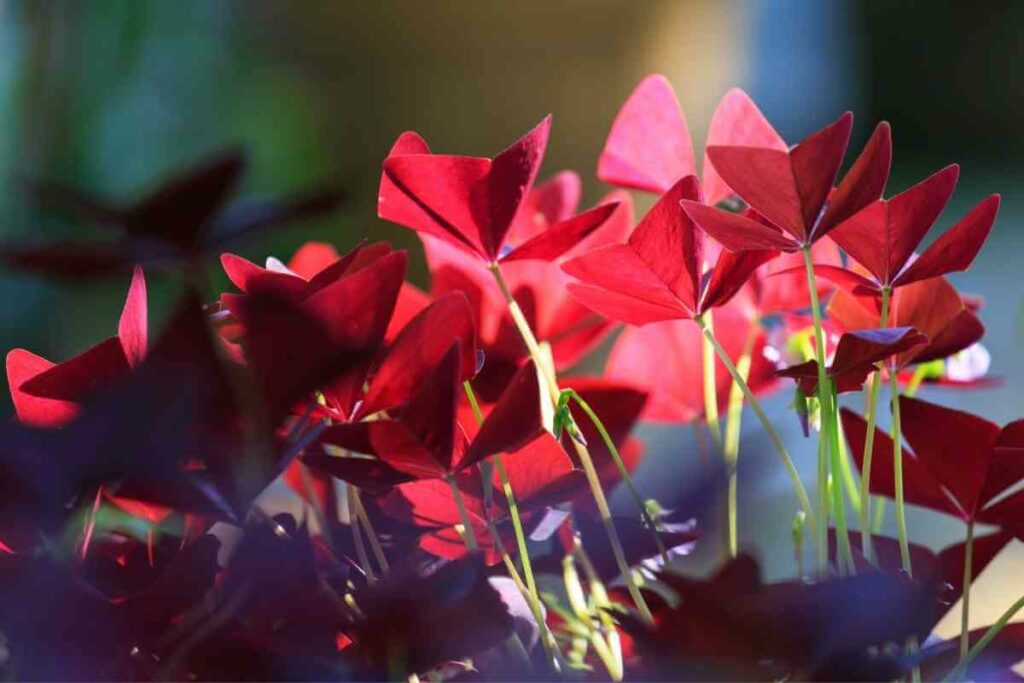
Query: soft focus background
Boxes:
[{"xmin": 1, "ymin": 0, "xmax": 1022, "ymax": 631}]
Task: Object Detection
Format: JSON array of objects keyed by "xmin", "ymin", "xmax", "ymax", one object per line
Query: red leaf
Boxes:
[
  {"xmin": 681, "ymin": 201, "xmax": 798, "ymax": 252},
  {"xmin": 899, "ymin": 395, "xmax": 1000, "ymax": 517},
  {"xmin": 501, "ymin": 202, "xmax": 619, "ymax": 262},
  {"xmin": 19, "ymin": 337, "xmax": 130, "ymax": 403},
  {"xmin": 360, "ymin": 293, "xmax": 477, "ymax": 417},
  {"xmin": 816, "ymin": 121, "xmax": 892, "ymax": 238},
  {"xmin": 705, "ymin": 112, "xmax": 852, "ymax": 243},
  {"xmin": 460, "ymin": 360, "xmax": 547, "ymax": 470},
  {"xmin": 496, "ymin": 435, "xmax": 586, "ymax": 511},
  {"xmin": 830, "ymin": 165, "xmax": 959, "ymax": 284},
  {"xmin": 841, "ymin": 408, "xmax": 960, "ymax": 517},
  {"xmin": 893, "ymin": 194, "xmax": 1000, "ymax": 287},
  {"xmin": 701, "ymin": 249, "xmax": 777, "ymax": 312},
  {"xmin": 486, "ymin": 116, "xmax": 551, "ymax": 257},
  {"xmin": 789, "ymin": 111, "xmax": 853, "ymax": 234}
]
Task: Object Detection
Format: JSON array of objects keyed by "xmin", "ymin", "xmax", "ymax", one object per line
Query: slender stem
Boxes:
[
  {"xmin": 858, "ymin": 286, "xmax": 891, "ymax": 562},
  {"xmin": 828, "ymin": 383, "xmax": 856, "ymax": 574},
  {"xmin": 348, "ymin": 487, "xmax": 376, "ymax": 583},
  {"xmin": 483, "ymin": 509, "xmax": 563, "ymax": 672},
  {"xmin": 702, "ymin": 310, "xmax": 724, "ymax": 452},
  {"xmin": 890, "ymin": 372, "xmax": 912, "ymax": 577},
  {"xmin": 816, "ymin": 433, "xmax": 829, "ymax": 573},
  {"xmin": 801, "ymin": 246, "xmax": 836, "ymax": 576},
  {"xmin": 463, "ymin": 381, "xmax": 542, "ymax": 602},
  {"xmin": 835, "ymin": 419, "xmax": 861, "ymax": 515},
  {"xmin": 696, "ymin": 315, "xmax": 814, "ymax": 526},
  {"xmin": 446, "ymin": 474, "xmax": 479, "ymax": 551},
  {"xmin": 568, "ymin": 390, "xmax": 668, "ymax": 564},
  {"xmin": 943, "ymin": 593, "xmax": 1024, "ymax": 682},
  {"xmin": 722, "ymin": 333, "xmax": 754, "ymax": 557},
  {"xmin": 960, "ymin": 520, "xmax": 975, "ymax": 663},
  {"xmin": 351, "ymin": 487, "xmax": 389, "ymax": 572},
  {"xmin": 573, "ymin": 540, "xmax": 624, "ymax": 679},
  {"xmin": 488, "ymin": 262, "xmax": 652, "ymax": 624}
]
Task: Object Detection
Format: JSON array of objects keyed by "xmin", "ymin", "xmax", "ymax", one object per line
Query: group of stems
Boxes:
[{"xmin": 488, "ymin": 262, "xmax": 654, "ymax": 625}]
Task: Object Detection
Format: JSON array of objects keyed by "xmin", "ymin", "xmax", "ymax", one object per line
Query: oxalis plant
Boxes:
[{"xmin": 0, "ymin": 73, "xmax": 1020, "ymax": 681}]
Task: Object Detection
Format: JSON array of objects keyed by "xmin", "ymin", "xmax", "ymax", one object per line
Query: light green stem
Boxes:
[
  {"xmin": 858, "ymin": 286, "xmax": 891, "ymax": 562},
  {"xmin": 695, "ymin": 315, "xmax": 814, "ymax": 527},
  {"xmin": 943, "ymin": 593, "xmax": 1024, "ymax": 682},
  {"xmin": 347, "ymin": 487, "xmax": 376, "ymax": 583},
  {"xmin": 890, "ymin": 372, "xmax": 912, "ymax": 577},
  {"xmin": 488, "ymin": 263, "xmax": 652, "ymax": 624},
  {"xmin": 722, "ymin": 334, "xmax": 754, "ymax": 557},
  {"xmin": 350, "ymin": 486, "xmax": 389, "ymax": 572},
  {"xmin": 960, "ymin": 520, "xmax": 975, "ymax": 663},
  {"xmin": 446, "ymin": 474, "xmax": 479, "ymax": 551},
  {"xmin": 462, "ymin": 381, "xmax": 541, "ymax": 603},
  {"xmin": 702, "ymin": 310, "xmax": 724, "ymax": 452},
  {"xmin": 828, "ymin": 384, "xmax": 855, "ymax": 574}
]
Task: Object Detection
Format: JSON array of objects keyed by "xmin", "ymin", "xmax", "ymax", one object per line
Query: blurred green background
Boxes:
[{"xmin": 1, "ymin": 0, "xmax": 1022, "ymax": 615}]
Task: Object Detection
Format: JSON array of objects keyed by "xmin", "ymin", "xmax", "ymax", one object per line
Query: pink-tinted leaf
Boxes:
[
  {"xmin": 894, "ymin": 194, "xmax": 1000, "ymax": 287},
  {"xmin": 501, "ymin": 202, "xmax": 618, "ymax": 262},
  {"xmin": 118, "ymin": 265, "xmax": 148, "ymax": 367},
  {"xmin": 565, "ymin": 281, "xmax": 685, "ymax": 326},
  {"xmin": 899, "ymin": 395, "xmax": 1000, "ymax": 518},
  {"xmin": 702, "ymin": 88, "xmax": 786, "ymax": 205},
  {"xmin": 597, "ymin": 74, "xmax": 694, "ymax": 194},
  {"xmin": 681, "ymin": 201, "xmax": 798, "ymax": 252},
  {"xmin": 360, "ymin": 293, "xmax": 477, "ymax": 416},
  {"xmin": 386, "ymin": 281, "xmax": 432, "ymax": 342},
  {"xmin": 701, "ymin": 249, "xmax": 777, "ymax": 312},
  {"xmin": 5, "ymin": 349, "xmax": 78, "ymax": 427},
  {"xmin": 287, "ymin": 241, "xmax": 340, "ymax": 279},
  {"xmin": 816, "ymin": 121, "xmax": 892, "ymax": 238},
  {"xmin": 383, "ymin": 154, "xmax": 491, "ymax": 257}
]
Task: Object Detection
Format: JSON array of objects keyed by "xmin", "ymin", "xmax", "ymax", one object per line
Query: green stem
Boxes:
[
  {"xmin": 347, "ymin": 487, "xmax": 376, "ymax": 582},
  {"xmin": 858, "ymin": 286, "xmax": 891, "ymax": 563},
  {"xmin": 483, "ymin": 507, "xmax": 564, "ymax": 672},
  {"xmin": 960, "ymin": 519, "xmax": 975, "ymax": 663},
  {"xmin": 695, "ymin": 315, "xmax": 814, "ymax": 526},
  {"xmin": 801, "ymin": 246, "xmax": 836, "ymax": 576},
  {"xmin": 702, "ymin": 310, "xmax": 724, "ymax": 452},
  {"xmin": 722, "ymin": 333, "xmax": 754, "ymax": 557},
  {"xmin": 488, "ymin": 262, "xmax": 652, "ymax": 624},
  {"xmin": 351, "ymin": 487, "xmax": 389, "ymax": 572},
  {"xmin": 567, "ymin": 390, "xmax": 668, "ymax": 564},
  {"xmin": 890, "ymin": 371, "xmax": 913, "ymax": 577},
  {"xmin": 828, "ymin": 383, "xmax": 856, "ymax": 574},
  {"xmin": 943, "ymin": 593, "xmax": 1024, "ymax": 682},
  {"xmin": 446, "ymin": 474, "xmax": 479, "ymax": 551}
]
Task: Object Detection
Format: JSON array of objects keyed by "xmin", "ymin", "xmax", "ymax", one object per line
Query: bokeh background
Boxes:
[{"xmin": 1, "ymin": 0, "xmax": 1023, "ymax": 634}]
